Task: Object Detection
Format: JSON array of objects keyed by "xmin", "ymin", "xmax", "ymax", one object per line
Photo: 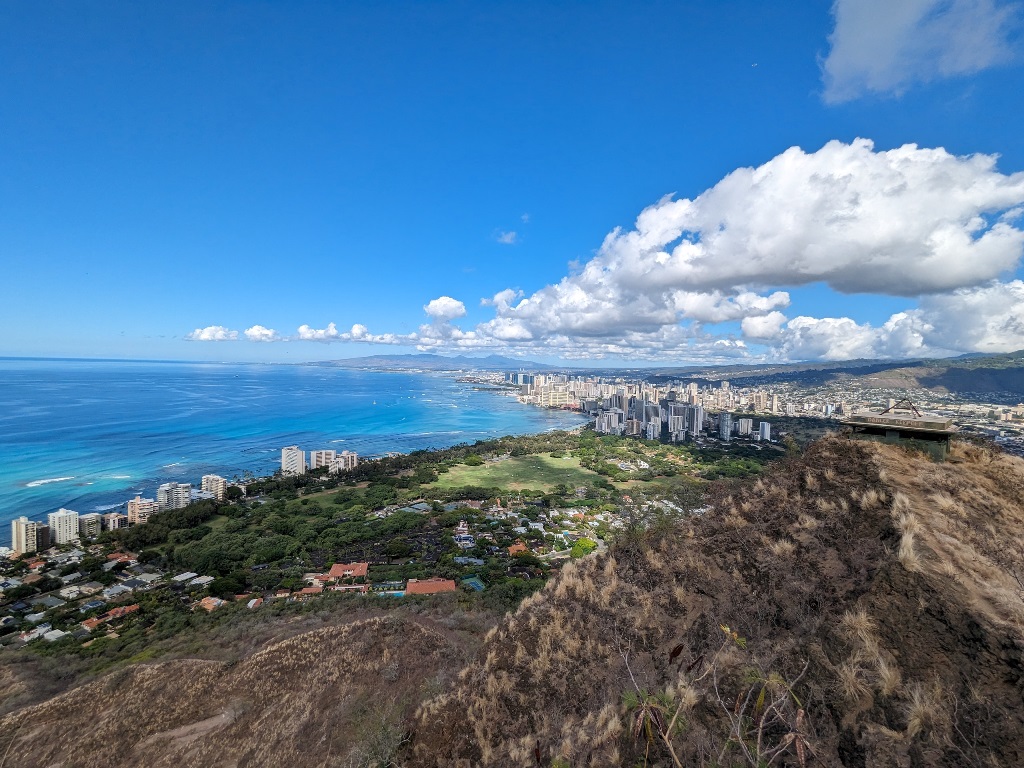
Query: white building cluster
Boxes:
[
  {"xmin": 10, "ymin": 472, "xmax": 235, "ymax": 556},
  {"xmin": 282, "ymin": 446, "xmax": 359, "ymax": 476}
]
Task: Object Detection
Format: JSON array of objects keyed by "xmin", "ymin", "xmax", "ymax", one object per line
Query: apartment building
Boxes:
[
  {"xmin": 157, "ymin": 482, "xmax": 191, "ymax": 511},
  {"xmin": 281, "ymin": 446, "xmax": 305, "ymax": 476},
  {"xmin": 201, "ymin": 474, "xmax": 227, "ymax": 501},
  {"xmin": 127, "ymin": 496, "xmax": 160, "ymax": 525},
  {"xmin": 48, "ymin": 508, "xmax": 80, "ymax": 545}
]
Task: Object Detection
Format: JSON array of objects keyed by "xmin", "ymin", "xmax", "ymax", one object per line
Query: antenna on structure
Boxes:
[{"xmin": 879, "ymin": 398, "xmax": 923, "ymax": 417}]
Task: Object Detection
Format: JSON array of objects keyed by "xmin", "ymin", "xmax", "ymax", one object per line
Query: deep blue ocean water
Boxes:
[{"xmin": 0, "ymin": 359, "xmax": 586, "ymax": 547}]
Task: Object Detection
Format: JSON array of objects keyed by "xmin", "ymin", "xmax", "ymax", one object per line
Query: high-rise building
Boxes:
[
  {"xmin": 281, "ymin": 446, "xmax": 305, "ymax": 476},
  {"xmin": 35, "ymin": 524, "xmax": 50, "ymax": 552},
  {"xmin": 737, "ymin": 418, "xmax": 753, "ymax": 436},
  {"xmin": 771, "ymin": 395, "xmax": 780, "ymax": 414},
  {"xmin": 309, "ymin": 450, "xmax": 336, "ymax": 470},
  {"xmin": 127, "ymin": 496, "xmax": 160, "ymax": 525},
  {"xmin": 328, "ymin": 450, "xmax": 359, "ymax": 473},
  {"xmin": 10, "ymin": 516, "xmax": 39, "ymax": 556},
  {"xmin": 78, "ymin": 513, "xmax": 103, "ymax": 539},
  {"xmin": 686, "ymin": 405, "xmax": 705, "ymax": 434},
  {"xmin": 157, "ymin": 483, "xmax": 191, "ymax": 511},
  {"xmin": 102, "ymin": 512, "xmax": 128, "ymax": 530},
  {"xmin": 48, "ymin": 509, "xmax": 80, "ymax": 545},
  {"xmin": 759, "ymin": 422, "xmax": 772, "ymax": 442},
  {"xmin": 201, "ymin": 474, "xmax": 227, "ymax": 501},
  {"xmin": 666, "ymin": 402, "xmax": 686, "ymax": 435},
  {"xmin": 719, "ymin": 413, "xmax": 733, "ymax": 442}
]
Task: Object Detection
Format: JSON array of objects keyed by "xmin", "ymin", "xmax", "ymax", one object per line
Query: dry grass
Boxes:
[
  {"xmin": 0, "ymin": 617, "xmax": 469, "ymax": 768},
  {"xmin": 768, "ymin": 538, "xmax": 796, "ymax": 558},
  {"xmin": 903, "ymin": 681, "xmax": 949, "ymax": 740}
]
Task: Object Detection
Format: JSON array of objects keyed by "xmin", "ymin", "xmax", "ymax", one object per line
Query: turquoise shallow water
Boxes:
[{"xmin": 0, "ymin": 359, "xmax": 585, "ymax": 547}]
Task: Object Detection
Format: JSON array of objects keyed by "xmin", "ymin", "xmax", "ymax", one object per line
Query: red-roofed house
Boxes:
[
  {"xmin": 328, "ymin": 562, "xmax": 369, "ymax": 581},
  {"xmin": 507, "ymin": 542, "xmax": 528, "ymax": 556},
  {"xmin": 81, "ymin": 617, "xmax": 103, "ymax": 632},
  {"xmin": 404, "ymin": 578, "xmax": 457, "ymax": 595},
  {"xmin": 104, "ymin": 604, "xmax": 140, "ymax": 621},
  {"xmin": 296, "ymin": 586, "xmax": 323, "ymax": 602}
]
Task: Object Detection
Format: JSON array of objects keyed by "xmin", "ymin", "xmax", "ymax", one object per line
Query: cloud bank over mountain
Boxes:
[{"xmin": 189, "ymin": 139, "xmax": 1024, "ymax": 362}]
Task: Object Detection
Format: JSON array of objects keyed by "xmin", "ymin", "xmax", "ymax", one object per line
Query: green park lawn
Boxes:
[{"xmin": 431, "ymin": 454, "xmax": 601, "ymax": 491}]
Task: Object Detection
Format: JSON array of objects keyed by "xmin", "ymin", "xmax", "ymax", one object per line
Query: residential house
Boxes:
[{"xmin": 328, "ymin": 562, "xmax": 369, "ymax": 581}]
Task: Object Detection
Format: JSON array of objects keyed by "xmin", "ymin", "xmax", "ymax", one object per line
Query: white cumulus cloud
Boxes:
[
  {"xmin": 296, "ymin": 322, "xmax": 341, "ymax": 341},
  {"xmin": 475, "ymin": 139, "xmax": 1024, "ymax": 354},
  {"xmin": 823, "ymin": 0, "xmax": 1021, "ymax": 103},
  {"xmin": 244, "ymin": 325, "xmax": 280, "ymax": 342},
  {"xmin": 423, "ymin": 296, "xmax": 467, "ymax": 321},
  {"xmin": 769, "ymin": 280, "xmax": 1024, "ymax": 361},
  {"xmin": 496, "ymin": 231, "xmax": 517, "ymax": 244},
  {"xmin": 186, "ymin": 325, "xmax": 238, "ymax": 342}
]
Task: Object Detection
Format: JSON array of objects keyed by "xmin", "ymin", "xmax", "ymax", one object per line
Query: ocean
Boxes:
[{"xmin": 0, "ymin": 359, "xmax": 586, "ymax": 547}]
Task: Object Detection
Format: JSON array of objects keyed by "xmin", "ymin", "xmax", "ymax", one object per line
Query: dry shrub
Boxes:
[
  {"xmin": 876, "ymin": 657, "xmax": 902, "ymax": 697},
  {"xmin": 837, "ymin": 661, "xmax": 872, "ymax": 702},
  {"xmin": 859, "ymin": 488, "xmax": 883, "ymax": 509},
  {"xmin": 898, "ymin": 530, "xmax": 923, "ymax": 572},
  {"xmin": 768, "ymin": 538, "xmax": 796, "ymax": 558},
  {"xmin": 795, "ymin": 512, "xmax": 819, "ymax": 530},
  {"xmin": 903, "ymin": 681, "xmax": 949, "ymax": 740},
  {"xmin": 839, "ymin": 609, "xmax": 878, "ymax": 648}
]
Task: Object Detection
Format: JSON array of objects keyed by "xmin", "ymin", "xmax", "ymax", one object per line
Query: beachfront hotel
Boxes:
[{"xmin": 281, "ymin": 446, "xmax": 305, "ymax": 476}]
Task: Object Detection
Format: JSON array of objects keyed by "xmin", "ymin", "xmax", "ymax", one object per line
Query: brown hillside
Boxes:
[
  {"xmin": 0, "ymin": 616, "xmax": 468, "ymax": 768},
  {"xmin": 407, "ymin": 438, "xmax": 1024, "ymax": 767}
]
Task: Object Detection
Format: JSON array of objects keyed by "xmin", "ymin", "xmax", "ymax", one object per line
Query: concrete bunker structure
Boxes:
[{"xmin": 844, "ymin": 401, "xmax": 958, "ymax": 461}]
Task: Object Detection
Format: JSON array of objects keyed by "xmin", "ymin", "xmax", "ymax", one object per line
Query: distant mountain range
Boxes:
[
  {"xmin": 640, "ymin": 350, "xmax": 1024, "ymax": 399},
  {"xmin": 310, "ymin": 353, "xmax": 556, "ymax": 371},
  {"xmin": 310, "ymin": 350, "xmax": 1024, "ymax": 399}
]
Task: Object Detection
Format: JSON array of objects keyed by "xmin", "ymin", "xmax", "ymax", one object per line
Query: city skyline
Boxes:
[{"xmin": 2, "ymin": 2, "xmax": 1023, "ymax": 365}]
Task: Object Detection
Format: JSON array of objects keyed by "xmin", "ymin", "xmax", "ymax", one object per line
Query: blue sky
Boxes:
[{"xmin": 2, "ymin": 1, "xmax": 1023, "ymax": 365}]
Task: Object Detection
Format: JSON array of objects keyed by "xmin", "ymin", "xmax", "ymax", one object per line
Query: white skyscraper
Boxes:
[
  {"xmin": 48, "ymin": 508, "xmax": 80, "ymax": 545},
  {"xmin": 157, "ymin": 483, "xmax": 191, "ymax": 511},
  {"xmin": 10, "ymin": 517, "xmax": 39, "ymax": 556},
  {"xmin": 281, "ymin": 446, "xmax": 306, "ymax": 476},
  {"xmin": 759, "ymin": 422, "xmax": 772, "ymax": 442}
]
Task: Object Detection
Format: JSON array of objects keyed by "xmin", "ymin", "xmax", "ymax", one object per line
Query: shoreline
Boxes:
[{"xmin": 0, "ymin": 365, "xmax": 588, "ymax": 546}]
